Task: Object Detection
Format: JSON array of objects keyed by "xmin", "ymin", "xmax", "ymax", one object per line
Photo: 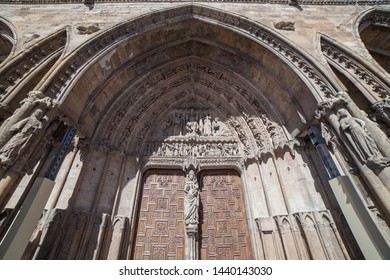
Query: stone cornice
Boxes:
[{"xmin": 1, "ymin": 0, "xmax": 389, "ymax": 5}]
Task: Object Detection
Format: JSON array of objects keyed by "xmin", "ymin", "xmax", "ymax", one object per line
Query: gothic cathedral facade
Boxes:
[{"xmin": 0, "ymin": 1, "xmax": 389, "ymax": 260}]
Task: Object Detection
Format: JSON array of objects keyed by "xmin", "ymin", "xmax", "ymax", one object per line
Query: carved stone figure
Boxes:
[
  {"xmin": 173, "ymin": 113, "xmax": 182, "ymax": 136},
  {"xmin": 203, "ymin": 115, "xmax": 212, "ymax": 136},
  {"xmin": 0, "ymin": 109, "xmax": 44, "ymax": 167},
  {"xmin": 274, "ymin": 21, "xmax": 295, "ymax": 31},
  {"xmin": 212, "ymin": 117, "xmax": 229, "ymax": 136},
  {"xmin": 186, "ymin": 121, "xmax": 199, "ymax": 136},
  {"xmin": 338, "ymin": 108, "xmax": 383, "ymax": 163},
  {"xmin": 184, "ymin": 169, "xmax": 199, "ymax": 225},
  {"xmin": 372, "ymin": 98, "xmax": 390, "ymax": 128},
  {"xmin": 0, "ymin": 91, "xmax": 51, "ymax": 148}
]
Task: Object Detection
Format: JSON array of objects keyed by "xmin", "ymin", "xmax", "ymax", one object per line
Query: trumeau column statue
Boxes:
[
  {"xmin": 184, "ymin": 169, "xmax": 199, "ymax": 226},
  {"xmin": 184, "ymin": 162, "xmax": 200, "ymax": 260}
]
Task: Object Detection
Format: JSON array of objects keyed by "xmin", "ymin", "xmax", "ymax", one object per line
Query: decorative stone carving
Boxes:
[
  {"xmin": 320, "ymin": 122, "xmax": 338, "ymax": 151},
  {"xmin": 337, "ymin": 108, "xmax": 389, "ymax": 167},
  {"xmin": 274, "ymin": 21, "xmax": 295, "ymax": 31},
  {"xmin": 0, "ymin": 30, "xmax": 66, "ymax": 97},
  {"xmin": 0, "ymin": 109, "xmax": 46, "ymax": 167},
  {"xmin": 76, "ymin": 24, "xmax": 100, "ymax": 35},
  {"xmin": 371, "ymin": 98, "xmax": 390, "ymax": 128},
  {"xmin": 321, "ymin": 40, "xmax": 389, "ymax": 98},
  {"xmin": 262, "ymin": 115, "xmax": 286, "ymax": 148},
  {"xmin": 184, "ymin": 169, "xmax": 199, "ymax": 226}
]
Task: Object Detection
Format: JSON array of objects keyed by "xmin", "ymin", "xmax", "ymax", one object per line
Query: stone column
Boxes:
[
  {"xmin": 0, "ymin": 169, "xmax": 20, "ymax": 208},
  {"xmin": 316, "ymin": 97, "xmax": 390, "ymax": 221},
  {"xmin": 183, "ymin": 164, "xmax": 199, "ymax": 260}
]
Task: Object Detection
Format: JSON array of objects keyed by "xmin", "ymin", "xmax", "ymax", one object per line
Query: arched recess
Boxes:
[
  {"xmin": 44, "ymin": 4, "xmax": 341, "ymax": 141},
  {"xmin": 357, "ymin": 9, "xmax": 390, "ymax": 74},
  {"xmin": 24, "ymin": 4, "xmax": 364, "ymax": 260},
  {"xmin": 0, "ymin": 17, "xmax": 17, "ymax": 67}
]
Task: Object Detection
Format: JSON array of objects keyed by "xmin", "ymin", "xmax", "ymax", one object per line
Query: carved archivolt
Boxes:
[
  {"xmin": 321, "ymin": 37, "xmax": 389, "ymax": 99},
  {"xmin": 0, "ymin": 29, "xmax": 67, "ymax": 99},
  {"xmin": 43, "ymin": 4, "xmax": 338, "ymax": 103}
]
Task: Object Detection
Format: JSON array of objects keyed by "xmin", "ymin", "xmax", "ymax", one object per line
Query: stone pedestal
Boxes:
[{"xmin": 185, "ymin": 224, "xmax": 198, "ymax": 260}]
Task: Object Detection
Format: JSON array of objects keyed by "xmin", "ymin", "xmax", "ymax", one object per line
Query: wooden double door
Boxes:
[{"xmin": 132, "ymin": 169, "xmax": 252, "ymax": 260}]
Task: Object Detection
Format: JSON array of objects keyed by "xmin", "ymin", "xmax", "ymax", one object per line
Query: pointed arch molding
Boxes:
[
  {"xmin": 0, "ymin": 16, "xmax": 17, "ymax": 67},
  {"xmin": 46, "ymin": 5, "xmax": 339, "ymax": 115},
  {"xmin": 320, "ymin": 35, "xmax": 390, "ymax": 103},
  {"xmin": 0, "ymin": 28, "xmax": 67, "ymax": 101},
  {"xmin": 357, "ymin": 8, "xmax": 390, "ymax": 34}
]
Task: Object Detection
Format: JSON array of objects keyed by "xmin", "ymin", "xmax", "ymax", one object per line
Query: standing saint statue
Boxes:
[
  {"xmin": 0, "ymin": 109, "xmax": 44, "ymax": 167},
  {"xmin": 203, "ymin": 115, "xmax": 212, "ymax": 136},
  {"xmin": 338, "ymin": 108, "xmax": 383, "ymax": 163},
  {"xmin": 184, "ymin": 169, "xmax": 199, "ymax": 225}
]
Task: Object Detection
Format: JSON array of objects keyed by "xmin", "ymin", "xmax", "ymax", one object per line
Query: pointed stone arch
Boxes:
[
  {"xmin": 355, "ymin": 8, "xmax": 390, "ymax": 74},
  {"xmin": 0, "ymin": 27, "xmax": 68, "ymax": 121},
  {"xmin": 0, "ymin": 16, "xmax": 17, "ymax": 67},
  {"xmin": 42, "ymin": 4, "xmax": 341, "ymax": 142}
]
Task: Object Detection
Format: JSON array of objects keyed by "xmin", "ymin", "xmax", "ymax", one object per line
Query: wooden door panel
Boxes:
[
  {"xmin": 132, "ymin": 170, "xmax": 185, "ymax": 260},
  {"xmin": 199, "ymin": 170, "xmax": 252, "ymax": 260}
]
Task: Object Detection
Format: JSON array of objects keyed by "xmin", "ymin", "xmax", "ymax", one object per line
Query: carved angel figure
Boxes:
[
  {"xmin": 184, "ymin": 170, "xmax": 199, "ymax": 225},
  {"xmin": 0, "ymin": 109, "xmax": 44, "ymax": 166},
  {"xmin": 338, "ymin": 108, "xmax": 382, "ymax": 162}
]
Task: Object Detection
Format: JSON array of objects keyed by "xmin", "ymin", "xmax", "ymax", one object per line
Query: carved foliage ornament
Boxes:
[{"xmin": 321, "ymin": 40, "xmax": 389, "ymax": 98}]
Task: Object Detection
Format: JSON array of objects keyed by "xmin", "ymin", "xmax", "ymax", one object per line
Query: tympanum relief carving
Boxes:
[{"xmin": 142, "ymin": 99, "xmax": 243, "ymax": 159}]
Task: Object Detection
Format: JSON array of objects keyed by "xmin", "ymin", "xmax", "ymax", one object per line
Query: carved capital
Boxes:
[
  {"xmin": 315, "ymin": 91, "xmax": 350, "ymax": 120},
  {"xmin": 371, "ymin": 98, "xmax": 390, "ymax": 127}
]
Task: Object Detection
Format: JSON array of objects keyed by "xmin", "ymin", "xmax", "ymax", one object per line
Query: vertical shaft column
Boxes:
[{"xmin": 184, "ymin": 166, "xmax": 199, "ymax": 260}]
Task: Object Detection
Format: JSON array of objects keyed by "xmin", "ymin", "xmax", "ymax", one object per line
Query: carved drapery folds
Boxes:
[
  {"xmin": 337, "ymin": 108, "xmax": 388, "ymax": 167},
  {"xmin": 0, "ymin": 91, "xmax": 58, "ymax": 171},
  {"xmin": 316, "ymin": 92, "xmax": 390, "ymax": 169},
  {"xmin": 315, "ymin": 91, "xmax": 390, "ymax": 221},
  {"xmin": 184, "ymin": 169, "xmax": 199, "ymax": 227}
]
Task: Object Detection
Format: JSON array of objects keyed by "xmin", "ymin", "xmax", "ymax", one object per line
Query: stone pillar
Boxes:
[
  {"xmin": 183, "ymin": 161, "xmax": 199, "ymax": 260},
  {"xmin": 0, "ymin": 169, "xmax": 20, "ymax": 207},
  {"xmin": 185, "ymin": 224, "xmax": 198, "ymax": 260},
  {"xmin": 316, "ymin": 96, "xmax": 390, "ymax": 221}
]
